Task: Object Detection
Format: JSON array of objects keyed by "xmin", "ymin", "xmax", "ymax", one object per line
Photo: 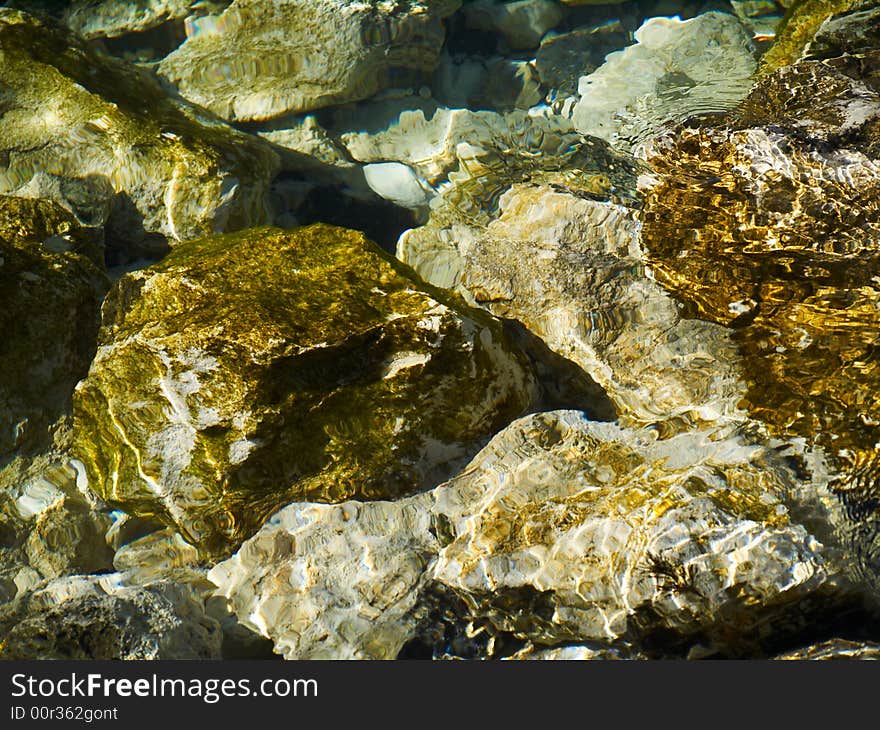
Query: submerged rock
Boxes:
[
  {"xmin": 430, "ymin": 412, "xmax": 845, "ymax": 653},
  {"xmin": 758, "ymin": 0, "xmax": 869, "ymax": 73},
  {"xmin": 62, "ymin": 0, "xmax": 222, "ymax": 40},
  {"xmin": 571, "ymin": 12, "xmax": 757, "ymax": 153},
  {"xmin": 209, "ymin": 494, "xmax": 437, "ymax": 659},
  {"xmin": 462, "ymin": 0, "xmax": 564, "ymax": 50},
  {"xmin": 0, "ymin": 574, "xmax": 222, "ymax": 659},
  {"xmin": 0, "ymin": 196, "xmax": 107, "ymax": 458},
  {"xmin": 212, "ymin": 411, "xmax": 850, "ymax": 659},
  {"xmin": 158, "ymin": 0, "xmax": 461, "ymax": 122},
  {"xmin": 73, "ymin": 224, "xmax": 540, "ymax": 557},
  {"xmin": 640, "ymin": 57, "xmax": 880, "ymax": 546},
  {"xmin": 0, "ymin": 455, "xmax": 114, "ymax": 602},
  {"xmin": 536, "ymin": 22, "xmax": 631, "ymax": 101},
  {"xmin": 774, "ymin": 638, "xmax": 880, "ymax": 659},
  {"xmin": 401, "ymin": 180, "xmax": 745, "ymax": 428},
  {"xmin": 332, "ymin": 105, "xmax": 599, "ymax": 207},
  {"xmin": 0, "ymin": 8, "xmax": 279, "ymax": 257}
]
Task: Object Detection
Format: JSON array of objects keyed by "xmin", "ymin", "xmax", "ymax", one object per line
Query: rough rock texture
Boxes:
[
  {"xmin": 774, "ymin": 638, "xmax": 880, "ymax": 659},
  {"xmin": 209, "ymin": 494, "xmax": 437, "ymax": 659},
  {"xmin": 640, "ymin": 57, "xmax": 880, "ymax": 544},
  {"xmin": 758, "ymin": 0, "xmax": 867, "ymax": 73},
  {"xmin": 72, "ymin": 224, "xmax": 540, "ymax": 557},
  {"xmin": 401, "ymin": 182, "xmax": 745, "ymax": 428},
  {"xmin": 211, "ymin": 411, "xmax": 851, "ymax": 659},
  {"xmin": 0, "ymin": 9, "xmax": 279, "ymax": 256},
  {"xmin": 62, "ymin": 0, "xmax": 218, "ymax": 39},
  {"xmin": 430, "ymin": 412, "xmax": 845, "ymax": 652},
  {"xmin": 0, "ymin": 196, "xmax": 107, "ymax": 458},
  {"xmin": 571, "ymin": 13, "xmax": 757, "ymax": 153},
  {"xmin": 0, "ymin": 455, "xmax": 114, "ymax": 602},
  {"xmin": 0, "ymin": 574, "xmax": 222, "ymax": 659},
  {"xmin": 158, "ymin": 0, "xmax": 461, "ymax": 122},
  {"xmin": 536, "ymin": 22, "xmax": 631, "ymax": 101},
  {"xmin": 462, "ymin": 0, "xmax": 564, "ymax": 50},
  {"xmin": 333, "ymin": 105, "xmax": 603, "ymax": 207}
]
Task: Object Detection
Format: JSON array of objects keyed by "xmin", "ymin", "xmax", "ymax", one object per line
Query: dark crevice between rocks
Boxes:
[
  {"xmin": 87, "ymin": 20, "xmax": 188, "ymax": 64},
  {"xmin": 399, "ymin": 583, "xmax": 531, "ymax": 660},
  {"xmin": 502, "ymin": 318, "xmax": 618, "ymax": 422},
  {"xmin": 289, "ymin": 184, "xmax": 420, "ymax": 254}
]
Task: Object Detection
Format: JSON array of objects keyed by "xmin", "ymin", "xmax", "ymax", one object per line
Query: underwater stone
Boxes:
[
  {"xmin": 63, "ymin": 0, "xmax": 221, "ymax": 39},
  {"xmin": 0, "ymin": 9, "xmax": 279, "ymax": 253},
  {"xmin": 209, "ymin": 494, "xmax": 437, "ymax": 659},
  {"xmin": 259, "ymin": 115, "xmax": 370, "ymax": 198},
  {"xmin": 214, "ymin": 411, "xmax": 849, "ymax": 658},
  {"xmin": 535, "ymin": 22, "xmax": 631, "ymax": 101},
  {"xmin": 571, "ymin": 12, "xmax": 757, "ymax": 153},
  {"xmin": 0, "ymin": 456, "xmax": 114, "ymax": 601},
  {"xmin": 363, "ymin": 162, "xmax": 431, "ymax": 209},
  {"xmin": 72, "ymin": 224, "xmax": 540, "ymax": 557},
  {"xmin": 339, "ymin": 105, "xmax": 626, "ymax": 213},
  {"xmin": 758, "ymin": 0, "xmax": 868, "ymax": 73},
  {"xmin": 774, "ymin": 639, "xmax": 880, "ymax": 659},
  {"xmin": 432, "ymin": 54, "xmax": 543, "ymax": 112},
  {"xmin": 640, "ymin": 58, "xmax": 880, "ymax": 524},
  {"xmin": 0, "ymin": 574, "xmax": 222, "ymax": 659},
  {"xmin": 158, "ymin": 0, "xmax": 461, "ymax": 122},
  {"xmin": 430, "ymin": 411, "xmax": 848, "ymax": 652},
  {"xmin": 0, "ymin": 196, "xmax": 108, "ymax": 458},
  {"xmin": 401, "ymin": 182, "xmax": 745, "ymax": 428},
  {"xmin": 462, "ymin": 0, "xmax": 565, "ymax": 50}
]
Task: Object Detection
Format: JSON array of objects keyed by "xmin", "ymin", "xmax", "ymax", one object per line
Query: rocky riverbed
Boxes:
[{"xmin": 1, "ymin": 0, "xmax": 879, "ymax": 660}]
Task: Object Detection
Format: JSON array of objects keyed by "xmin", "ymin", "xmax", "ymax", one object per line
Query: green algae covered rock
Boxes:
[
  {"xmin": 0, "ymin": 8, "xmax": 278, "ymax": 253},
  {"xmin": 758, "ymin": 0, "xmax": 871, "ymax": 73},
  {"xmin": 72, "ymin": 224, "xmax": 540, "ymax": 557},
  {"xmin": 0, "ymin": 196, "xmax": 108, "ymax": 458}
]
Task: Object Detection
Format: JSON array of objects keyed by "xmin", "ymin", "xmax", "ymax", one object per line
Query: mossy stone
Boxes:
[{"xmin": 72, "ymin": 224, "xmax": 539, "ymax": 557}]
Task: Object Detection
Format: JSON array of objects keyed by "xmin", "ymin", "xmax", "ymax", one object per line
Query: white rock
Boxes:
[
  {"xmin": 364, "ymin": 161, "xmax": 431, "ymax": 208},
  {"xmin": 463, "ymin": 0, "xmax": 565, "ymax": 50},
  {"xmin": 208, "ymin": 496, "xmax": 437, "ymax": 659},
  {"xmin": 212, "ymin": 411, "xmax": 851, "ymax": 658},
  {"xmin": 571, "ymin": 12, "xmax": 757, "ymax": 154}
]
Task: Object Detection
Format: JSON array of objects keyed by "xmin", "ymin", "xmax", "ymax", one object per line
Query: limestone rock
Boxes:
[
  {"xmin": 0, "ymin": 9, "xmax": 279, "ymax": 255},
  {"xmin": 774, "ymin": 639, "xmax": 880, "ymax": 659},
  {"xmin": 571, "ymin": 13, "xmax": 757, "ymax": 153},
  {"xmin": 72, "ymin": 224, "xmax": 540, "ymax": 557},
  {"xmin": 536, "ymin": 22, "xmax": 631, "ymax": 101},
  {"xmin": 0, "ymin": 455, "xmax": 114, "ymax": 602},
  {"xmin": 758, "ymin": 0, "xmax": 868, "ymax": 73},
  {"xmin": 462, "ymin": 0, "xmax": 565, "ymax": 50},
  {"xmin": 157, "ymin": 0, "xmax": 461, "ymax": 122},
  {"xmin": 212, "ymin": 411, "xmax": 850, "ymax": 659},
  {"xmin": 208, "ymin": 494, "xmax": 437, "ymax": 659},
  {"xmin": 62, "ymin": 0, "xmax": 218, "ymax": 39},
  {"xmin": 639, "ymin": 59, "xmax": 880, "ymax": 528},
  {"xmin": 331, "ymin": 105, "xmax": 607, "ymax": 211},
  {"xmin": 430, "ymin": 412, "xmax": 846, "ymax": 652},
  {"xmin": 400, "ymin": 181, "xmax": 745, "ymax": 428},
  {"xmin": 0, "ymin": 574, "xmax": 222, "ymax": 659},
  {"xmin": 0, "ymin": 196, "xmax": 108, "ymax": 458}
]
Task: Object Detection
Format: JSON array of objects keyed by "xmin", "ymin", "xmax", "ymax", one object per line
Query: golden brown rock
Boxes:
[{"xmin": 73, "ymin": 224, "xmax": 540, "ymax": 557}]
